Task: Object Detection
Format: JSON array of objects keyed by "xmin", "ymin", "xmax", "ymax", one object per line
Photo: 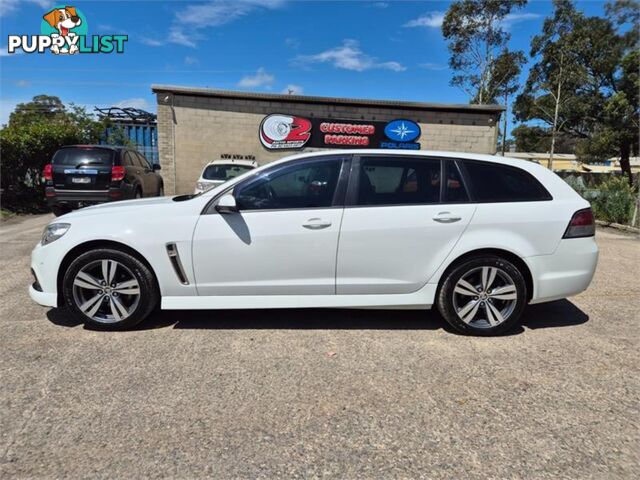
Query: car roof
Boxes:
[
  {"xmin": 60, "ymin": 145, "xmax": 125, "ymax": 151},
  {"xmin": 259, "ymin": 149, "xmax": 543, "ymax": 173},
  {"xmin": 205, "ymin": 149, "xmax": 575, "ymax": 201}
]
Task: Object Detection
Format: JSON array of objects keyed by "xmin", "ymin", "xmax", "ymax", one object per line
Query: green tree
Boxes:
[
  {"xmin": 514, "ymin": 0, "xmax": 639, "ymax": 182},
  {"xmin": 8, "ymin": 95, "xmax": 67, "ymax": 127},
  {"xmin": 442, "ymin": 0, "xmax": 527, "ymax": 104},
  {"xmin": 513, "ymin": 0, "xmax": 583, "ymax": 169},
  {"xmin": 1, "ymin": 95, "xmax": 104, "ymax": 211}
]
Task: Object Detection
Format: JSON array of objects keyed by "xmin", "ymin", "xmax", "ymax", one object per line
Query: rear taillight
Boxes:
[
  {"xmin": 111, "ymin": 165, "xmax": 125, "ymax": 182},
  {"xmin": 563, "ymin": 208, "xmax": 595, "ymax": 238},
  {"xmin": 43, "ymin": 164, "xmax": 53, "ymax": 181}
]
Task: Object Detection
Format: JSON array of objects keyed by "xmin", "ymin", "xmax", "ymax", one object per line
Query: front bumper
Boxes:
[
  {"xmin": 29, "ymin": 240, "xmax": 63, "ymax": 308},
  {"xmin": 29, "ymin": 283, "xmax": 57, "ymax": 307},
  {"xmin": 525, "ymin": 236, "xmax": 599, "ymax": 304}
]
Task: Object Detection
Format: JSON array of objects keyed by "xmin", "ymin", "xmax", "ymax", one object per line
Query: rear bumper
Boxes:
[
  {"xmin": 525, "ymin": 237, "xmax": 599, "ymax": 304},
  {"xmin": 45, "ymin": 187, "xmax": 127, "ymax": 207}
]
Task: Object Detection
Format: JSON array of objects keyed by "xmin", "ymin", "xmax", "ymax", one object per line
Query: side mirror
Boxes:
[
  {"xmin": 153, "ymin": 164, "xmax": 162, "ymax": 171},
  {"xmin": 215, "ymin": 194, "xmax": 238, "ymax": 214}
]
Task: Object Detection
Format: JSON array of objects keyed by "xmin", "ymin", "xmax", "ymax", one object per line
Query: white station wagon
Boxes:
[{"xmin": 29, "ymin": 150, "xmax": 598, "ymax": 335}]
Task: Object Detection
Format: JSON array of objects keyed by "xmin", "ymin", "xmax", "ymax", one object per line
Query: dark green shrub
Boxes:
[{"xmin": 591, "ymin": 176, "xmax": 636, "ymax": 224}]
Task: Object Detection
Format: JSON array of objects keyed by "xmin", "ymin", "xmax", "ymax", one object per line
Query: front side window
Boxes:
[
  {"xmin": 463, "ymin": 160, "xmax": 551, "ymax": 202},
  {"xmin": 235, "ymin": 159, "xmax": 342, "ymax": 210},
  {"xmin": 357, "ymin": 157, "xmax": 441, "ymax": 206},
  {"xmin": 204, "ymin": 164, "xmax": 254, "ymax": 181}
]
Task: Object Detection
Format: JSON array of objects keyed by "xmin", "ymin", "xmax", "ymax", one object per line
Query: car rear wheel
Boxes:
[
  {"xmin": 62, "ymin": 248, "xmax": 159, "ymax": 330},
  {"xmin": 437, "ymin": 255, "xmax": 526, "ymax": 336}
]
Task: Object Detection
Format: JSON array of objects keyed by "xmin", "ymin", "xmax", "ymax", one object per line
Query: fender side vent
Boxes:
[{"xmin": 166, "ymin": 243, "xmax": 189, "ymax": 285}]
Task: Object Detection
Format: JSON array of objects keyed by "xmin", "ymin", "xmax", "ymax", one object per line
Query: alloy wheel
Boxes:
[
  {"xmin": 452, "ymin": 266, "xmax": 518, "ymax": 329},
  {"xmin": 72, "ymin": 259, "xmax": 141, "ymax": 323}
]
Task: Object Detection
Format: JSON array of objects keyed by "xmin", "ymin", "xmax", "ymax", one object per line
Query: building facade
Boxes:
[{"xmin": 152, "ymin": 85, "xmax": 504, "ymax": 194}]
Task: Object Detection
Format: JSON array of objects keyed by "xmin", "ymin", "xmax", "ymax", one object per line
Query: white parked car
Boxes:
[
  {"xmin": 194, "ymin": 159, "xmax": 258, "ymax": 193},
  {"xmin": 29, "ymin": 150, "xmax": 598, "ymax": 335}
]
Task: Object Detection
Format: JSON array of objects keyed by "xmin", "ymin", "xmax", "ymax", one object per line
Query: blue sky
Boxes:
[{"xmin": 0, "ymin": 0, "xmax": 608, "ymax": 128}]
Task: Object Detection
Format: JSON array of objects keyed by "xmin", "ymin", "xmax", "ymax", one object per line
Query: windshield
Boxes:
[
  {"xmin": 203, "ymin": 164, "xmax": 253, "ymax": 181},
  {"xmin": 52, "ymin": 147, "xmax": 115, "ymax": 166}
]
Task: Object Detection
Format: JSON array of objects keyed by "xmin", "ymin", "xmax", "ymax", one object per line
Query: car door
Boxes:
[
  {"xmin": 336, "ymin": 156, "xmax": 477, "ymax": 294},
  {"xmin": 135, "ymin": 152, "xmax": 160, "ymax": 195},
  {"xmin": 191, "ymin": 156, "xmax": 350, "ymax": 296}
]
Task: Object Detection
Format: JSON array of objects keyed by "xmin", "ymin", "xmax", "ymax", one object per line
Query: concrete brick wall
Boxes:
[{"xmin": 156, "ymin": 93, "xmax": 501, "ymax": 194}]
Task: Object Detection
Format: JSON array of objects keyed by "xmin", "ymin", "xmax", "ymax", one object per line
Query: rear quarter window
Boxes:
[
  {"xmin": 52, "ymin": 148, "xmax": 115, "ymax": 166},
  {"xmin": 462, "ymin": 160, "xmax": 552, "ymax": 202}
]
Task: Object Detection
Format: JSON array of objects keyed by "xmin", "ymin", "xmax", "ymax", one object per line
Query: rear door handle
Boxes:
[
  {"xmin": 433, "ymin": 212, "xmax": 462, "ymax": 223},
  {"xmin": 302, "ymin": 218, "xmax": 332, "ymax": 230}
]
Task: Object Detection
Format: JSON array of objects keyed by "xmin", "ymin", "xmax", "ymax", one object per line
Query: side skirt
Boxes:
[{"xmin": 161, "ymin": 283, "xmax": 437, "ymax": 310}]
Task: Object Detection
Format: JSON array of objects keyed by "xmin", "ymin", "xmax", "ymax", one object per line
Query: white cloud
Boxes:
[
  {"xmin": 372, "ymin": 2, "xmax": 389, "ymax": 8},
  {"xmin": 184, "ymin": 56, "xmax": 199, "ymax": 66},
  {"xmin": 404, "ymin": 10, "xmax": 540, "ymax": 30},
  {"xmin": 503, "ymin": 12, "xmax": 541, "ymax": 28},
  {"xmin": 281, "ymin": 84, "xmax": 304, "ymax": 95},
  {"xmin": 139, "ymin": 36, "xmax": 164, "ymax": 47},
  {"xmin": 295, "ymin": 40, "xmax": 405, "ymax": 72},
  {"xmin": 113, "ymin": 98, "xmax": 151, "ymax": 110},
  {"xmin": 167, "ymin": 0, "xmax": 286, "ymax": 47},
  {"xmin": 1, "ymin": 0, "xmax": 51, "ymax": 17},
  {"xmin": 404, "ymin": 11, "xmax": 445, "ymax": 28},
  {"xmin": 285, "ymin": 37, "xmax": 300, "ymax": 49},
  {"xmin": 168, "ymin": 27, "xmax": 198, "ymax": 48},
  {"xmin": 237, "ymin": 67, "xmax": 275, "ymax": 89},
  {"xmin": 419, "ymin": 62, "xmax": 447, "ymax": 71},
  {"xmin": 15, "ymin": 80, "xmax": 31, "ymax": 87}
]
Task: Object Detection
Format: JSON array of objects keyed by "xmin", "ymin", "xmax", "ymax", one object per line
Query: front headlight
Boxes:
[
  {"xmin": 41, "ymin": 223, "xmax": 70, "ymax": 246},
  {"xmin": 196, "ymin": 181, "xmax": 209, "ymax": 192}
]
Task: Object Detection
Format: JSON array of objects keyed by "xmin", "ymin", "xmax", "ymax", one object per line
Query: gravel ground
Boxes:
[{"xmin": 1, "ymin": 214, "xmax": 638, "ymax": 479}]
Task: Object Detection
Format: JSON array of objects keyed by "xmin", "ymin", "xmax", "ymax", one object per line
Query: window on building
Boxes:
[
  {"xmin": 235, "ymin": 159, "xmax": 342, "ymax": 210},
  {"xmin": 357, "ymin": 157, "xmax": 441, "ymax": 206},
  {"xmin": 463, "ymin": 160, "xmax": 552, "ymax": 202}
]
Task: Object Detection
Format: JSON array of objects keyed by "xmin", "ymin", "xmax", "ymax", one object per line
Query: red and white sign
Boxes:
[{"xmin": 260, "ymin": 114, "xmax": 312, "ymax": 150}]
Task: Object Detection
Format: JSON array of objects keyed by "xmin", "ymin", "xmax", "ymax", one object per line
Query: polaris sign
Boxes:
[{"xmin": 380, "ymin": 119, "xmax": 421, "ymax": 150}]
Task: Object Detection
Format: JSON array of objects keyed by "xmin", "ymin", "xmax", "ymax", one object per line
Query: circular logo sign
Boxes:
[
  {"xmin": 384, "ymin": 119, "xmax": 421, "ymax": 143},
  {"xmin": 260, "ymin": 114, "xmax": 312, "ymax": 150}
]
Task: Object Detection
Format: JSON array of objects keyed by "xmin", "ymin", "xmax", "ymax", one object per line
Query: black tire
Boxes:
[
  {"xmin": 158, "ymin": 184, "xmax": 164, "ymax": 197},
  {"xmin": 135, "ymin": 188, "xmax": 143, "ymax": 199},
  {"xmin": 62, "ymin": 248, "xmax": 159, "ymax": 330},
  {"xmin": 436, "ymin": 255, "xmax": 527, "ymax": 336},
  {"xmin": 51, "ymin": 205, "xmax": 70, "ymax": 217}
]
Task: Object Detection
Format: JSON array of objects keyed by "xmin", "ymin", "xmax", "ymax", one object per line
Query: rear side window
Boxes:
[
  {"xmin": 357, "ymin": 157, "xmax": 441, "ymax": 206},
  {"xmin": 463, "ymin": 161, "xmax": 551, "ymax": 202},
  {"xmin": 135, "ymin": 152, "xmax": 151, "ymax": 169},
  {"xmin": 443, "ymin": 161, "xmax": 469, "ymax": 203},
  {"xmin": 52, "ymin": 148, "xmax": 114, "ymax": 167}
]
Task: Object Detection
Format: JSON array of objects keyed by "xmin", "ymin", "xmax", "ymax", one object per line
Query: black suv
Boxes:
[{"xmin": 43, "ymin": 145, "xmax": 163, "ymax": 216}]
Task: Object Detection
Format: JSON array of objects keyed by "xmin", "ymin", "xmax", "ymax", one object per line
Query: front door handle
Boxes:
[
  {"xmin": 433, "ymin": 212, "xmax": 462, "ymax": 223},
  {"xmin": 302, "ymin": 218, "xmax": 332, "ymax": 230}
]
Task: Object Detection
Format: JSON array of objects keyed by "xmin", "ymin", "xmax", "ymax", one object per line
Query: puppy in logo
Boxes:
[{"xmin": 43, "ymin": 6, "xmax": 82, "ymax": 54}]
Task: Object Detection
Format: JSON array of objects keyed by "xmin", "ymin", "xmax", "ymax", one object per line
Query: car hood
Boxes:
[{"xmin": 57, "ymin": 196, "xmax": 179, "ymax": 220}]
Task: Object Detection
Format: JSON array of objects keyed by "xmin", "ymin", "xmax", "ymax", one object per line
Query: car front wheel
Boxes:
[
  {"xmin": 62, "ymin": 248, "xmax": 159, "ymax": 329},
  {"xmin": 437, "ymin": 255, "xmax": 527, "ymax": 336}
]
